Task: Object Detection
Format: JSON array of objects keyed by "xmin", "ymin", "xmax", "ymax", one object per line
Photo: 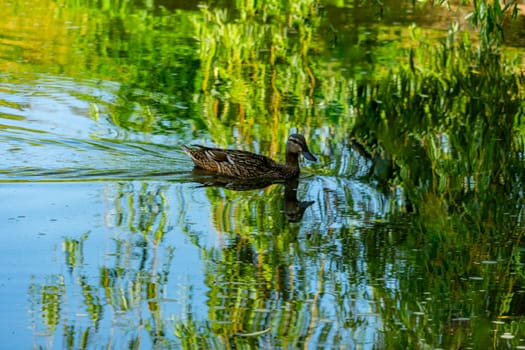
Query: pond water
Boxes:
[{"xmin": 1, "ymin": 0, "xmax": 525, "ymax": 349}]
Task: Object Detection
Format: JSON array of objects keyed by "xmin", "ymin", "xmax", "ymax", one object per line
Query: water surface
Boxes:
[{"xmin": 1, "ymin": 0, "xmax": 525, "ymax": 349}]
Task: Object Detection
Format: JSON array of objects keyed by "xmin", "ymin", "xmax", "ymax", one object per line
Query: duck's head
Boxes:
[{"xmin": 286, "ymin": 134, "xmax": 317, "ymax": 161}]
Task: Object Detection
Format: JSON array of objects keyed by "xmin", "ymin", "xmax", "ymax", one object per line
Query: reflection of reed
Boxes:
[
  {"xmin": 101, "ymin": 182, "xmax": 172, "ymax": 343},
  {"xmin": 29, "ymin": 182, "xmax": 176, "ymax": 349}
]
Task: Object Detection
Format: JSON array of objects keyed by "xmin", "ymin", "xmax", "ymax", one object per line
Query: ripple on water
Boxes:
[{"xmin": 0, "ymin": 75, "xmax": 188, "ymax": 182}]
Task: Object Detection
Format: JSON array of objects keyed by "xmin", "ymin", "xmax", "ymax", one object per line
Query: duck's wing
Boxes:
[
  {"xmin": 191, "ymin": 145, "xmax": 230, "ymax": 163},
  {"xmin": 182, "ymin": 145, "xmax": 278, "ymax": 177},
  {"xmin": 182, "ymin": 145, "xmax": 226, "ymax": 172},
  {"xmin": 213, "ymin": 149, "xmax": 278, "ymax": 177}
]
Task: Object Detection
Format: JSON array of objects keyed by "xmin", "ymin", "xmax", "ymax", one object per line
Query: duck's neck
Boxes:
[{"xmin": 285, "ymin": 152, "xmax": 300, "ymax": 169}]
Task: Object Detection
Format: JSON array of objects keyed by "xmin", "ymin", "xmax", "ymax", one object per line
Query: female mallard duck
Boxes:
[{"xmin": 182, "ymin": 134, "xmax": 316, "ymax": 179}]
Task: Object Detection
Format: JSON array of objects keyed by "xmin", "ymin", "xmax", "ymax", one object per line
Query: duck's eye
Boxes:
[{"xmin": 289, "ymin": 138, "xmax": 302, "ymax": 146}]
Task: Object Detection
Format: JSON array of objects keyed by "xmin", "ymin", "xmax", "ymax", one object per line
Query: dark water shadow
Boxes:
[{"xmin": 187, "ymin": 168, "xmax": 315, "ymax": 222}]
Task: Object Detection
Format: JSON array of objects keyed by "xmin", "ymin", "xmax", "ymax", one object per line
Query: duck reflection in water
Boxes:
[
  {"xmin": 282, "ymin": 177, "xmax": 315, "ymax": 223},
  {"xmin": 182, "ymin": 134, "xmax": 317, "ymax": 222},
  {"xmin": 188, "ymin": 172, "xmax": 315, "ymax": 222}
]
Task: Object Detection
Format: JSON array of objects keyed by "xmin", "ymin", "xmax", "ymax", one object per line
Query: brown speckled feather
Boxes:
[{"xmin": 182, "ymin": 134, "xmax": 316, "ymax": 179}]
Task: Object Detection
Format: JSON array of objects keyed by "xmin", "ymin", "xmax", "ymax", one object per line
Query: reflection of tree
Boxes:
[
  {"xmin": 346, "ymin": 36, "xmax": 525, "ymax": 347},
  {"xmin": 100, "ymin": 182, "xmax": 175, "ymax": 347},
  {"xmin": 176, "ymin": 172, "xmax": 389, "ymax": 348},
  {"xmin": 21, "ymin": 0, "xmax": 525, "ymax": 348},
  {"xmin": 29, "ymin": 276, "xmax": 65, "ymax": 341},
  {"xmin": 29, "ymin": 182, "xmax": 174, "ymax": 348},
  {"xmin": 350, "ymin": 41, "xmax": 524, "ymax": 216},
  {"xmin": 199, "ymin": 223, "xmax": 373, "ymax": 348}
]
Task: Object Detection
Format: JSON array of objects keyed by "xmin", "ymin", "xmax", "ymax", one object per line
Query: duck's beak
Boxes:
[{"xmin": 302, "ymin": 149, "xmax": 317, "ymax": 162}]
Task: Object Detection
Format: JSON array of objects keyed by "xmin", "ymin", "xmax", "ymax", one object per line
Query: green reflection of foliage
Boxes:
[
  {"xmin": 187, "ymin": 2, "xmax": 525, "ymax": 348},
  {"xmin": 16, "ymin": 0, "xmax": 525, "ymax": 348},
  {"xmin": 63, "ymin": 232, "xmax": 89, "ymax": 273},
  {"xmin": 346, "ymin": 24, "xmax": 525, "ymax": 345},
  {"xmin": 191, "ymin": 0, "xmax": 326, "ymax": 153},
  {"xmin": 79, "ymin": 275, "xmax": 103, "ymax": 326},
  {"xmin": 173, "ymin": 221, "xmax": 381, "ymax": 348},
  {"xmin": 183, "ymin": 1, "xmax": 525, "ymax": 347},
  {"xmin": 29, "ymin": 182, "xmax": 176, "ymax": 348},
  {"xmin": 99, "ymin": 182, "xmax": 174, "ymax": 342},
  {"xmin": 205, "ymin": 185, "xmax": 285, "ymax": 234},
  {"xmin": 352, "ymin": 34, "xmax": 524, "ymax": 218},
  {"xmin": 64, "ymin": 233, "xmax": 103, "ymax": 328},
  {"xmin": 29, "ymin": 277, "xmax": 65, "ymax": 335}
]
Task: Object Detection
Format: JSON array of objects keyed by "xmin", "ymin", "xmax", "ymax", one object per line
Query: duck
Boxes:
[{"xmin": 182, "ymin": 134, "xmax": 316, "ymax": 179}]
